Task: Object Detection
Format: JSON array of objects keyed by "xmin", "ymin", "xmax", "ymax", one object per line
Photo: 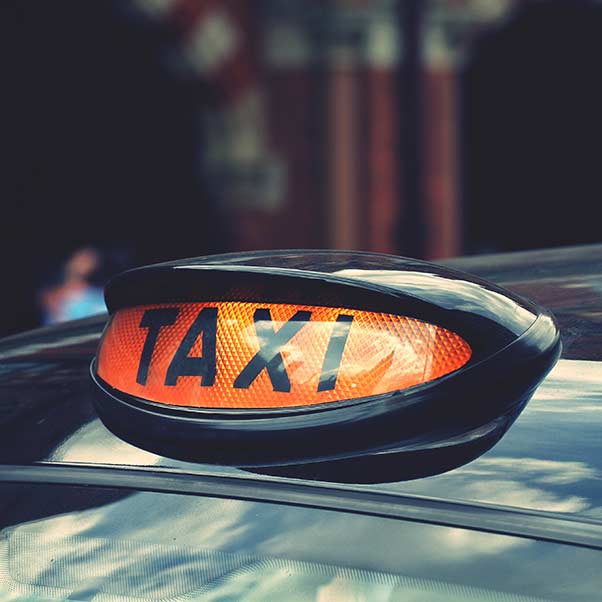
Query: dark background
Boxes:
[{"xmin": 2, "ymin": 0, "xmax": 602, "ymax": 336}]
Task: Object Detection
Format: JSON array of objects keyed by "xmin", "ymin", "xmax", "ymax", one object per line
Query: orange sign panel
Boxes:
[{"xmin": 96, "ymin": 302, "xmax": 471, "ymax": 409}]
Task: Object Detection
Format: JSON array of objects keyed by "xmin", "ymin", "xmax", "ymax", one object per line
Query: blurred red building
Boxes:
[{"xmin": 137, "ymin": 0, "xmax": 519, "ymax": 258}]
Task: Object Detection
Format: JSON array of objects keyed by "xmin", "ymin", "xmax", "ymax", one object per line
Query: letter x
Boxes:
[{"xmin": 234, "ymin": 308, "xmax": 311, "ymax": 392}]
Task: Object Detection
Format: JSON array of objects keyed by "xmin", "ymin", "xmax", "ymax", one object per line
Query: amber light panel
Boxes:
[{"xmin": 96, "ymin": 302, "xmax": 472, "ymax": 409}]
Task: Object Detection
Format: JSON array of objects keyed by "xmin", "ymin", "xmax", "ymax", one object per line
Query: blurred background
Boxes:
[{"xmin": 2, "ymin": 0, "xmax": 602, "ymax": 336}]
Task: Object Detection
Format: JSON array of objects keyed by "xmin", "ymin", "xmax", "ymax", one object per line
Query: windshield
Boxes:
[{"xmin": 1, "ymin": 483, "xmax": 600, "ymax": 601}]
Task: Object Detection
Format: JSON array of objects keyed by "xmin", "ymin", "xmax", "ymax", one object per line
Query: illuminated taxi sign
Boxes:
[
  {"xmin": 96, "ymin": 302, "xmax": 472, "ymax": 409},
  {"xmin": 90, "ymin": 251, "xmax": 560, "ymax": 479}
]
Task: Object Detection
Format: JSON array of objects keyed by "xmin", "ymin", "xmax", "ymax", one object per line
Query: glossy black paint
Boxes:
[
  {"xmin": 444, "ymin": 243, "xmax": 602, "ymax": 361},
  {"xmin": 92, "ymin": 251, "xmax": 560, "ymax": 476},
  {"xmin": 0, "ymin": 245, "xmax": 600, "ymax": 525},
  {"xmin": 0, "ymin": 316, "xmax": 102, "ymax": 465}
]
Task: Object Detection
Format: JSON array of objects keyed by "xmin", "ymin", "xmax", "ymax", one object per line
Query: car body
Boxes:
[{"xmin": 1, "ymin": 245, "xmax": 601, "ymax": 601}]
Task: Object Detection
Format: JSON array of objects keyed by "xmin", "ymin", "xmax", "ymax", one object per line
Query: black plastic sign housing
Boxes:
[{"xmin": 91, "ymin": 250, "xmax": 561, "ymax": 483}]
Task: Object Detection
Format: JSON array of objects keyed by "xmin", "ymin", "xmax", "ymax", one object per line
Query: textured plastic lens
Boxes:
[{"xmin": 96, "ymin": 302, "xmax": 471, "ymax": 409}]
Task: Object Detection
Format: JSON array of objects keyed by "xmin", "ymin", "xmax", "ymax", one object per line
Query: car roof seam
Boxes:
[{"xmin": 1, "ymin": 463, "xmax": 601, "ymax": 552}]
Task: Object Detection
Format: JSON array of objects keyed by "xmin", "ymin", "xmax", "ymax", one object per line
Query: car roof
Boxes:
[{"xmin": 1, "ymin": 244, "xmax": 601, "ymax": 549}]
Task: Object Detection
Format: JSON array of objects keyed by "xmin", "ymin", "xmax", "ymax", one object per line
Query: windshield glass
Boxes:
[{"xmin": 1, "ymin": 483, "xmax": 600, "ymax": 601}]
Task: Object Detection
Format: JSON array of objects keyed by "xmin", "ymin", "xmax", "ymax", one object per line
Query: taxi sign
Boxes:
[
  {"xmin": 96, "ymin": 301, "xmax": 472, "ymax": 409},
  {"xmin": 91, "ymin": 251, "xmax": 560, "ymax": 480}
]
